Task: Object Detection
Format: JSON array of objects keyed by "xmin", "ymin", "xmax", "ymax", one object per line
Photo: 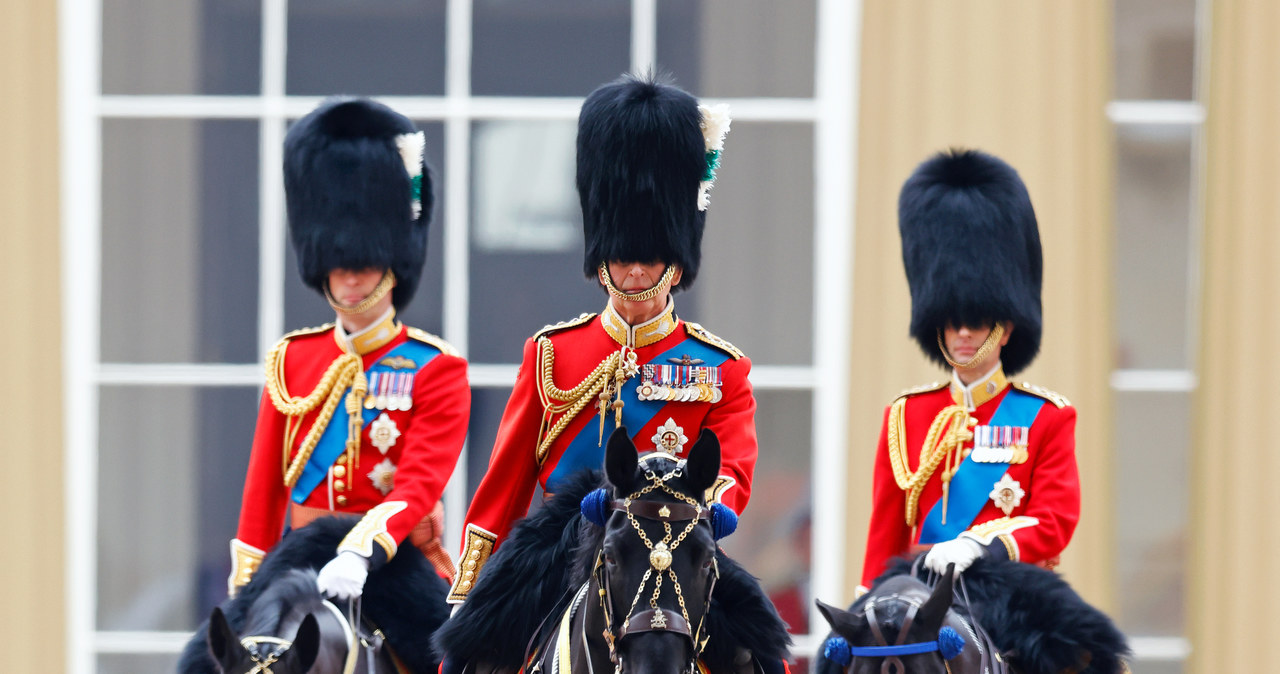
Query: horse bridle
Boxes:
[
  {"xmin": 594, "ymin": 464, "xmax": 719, "ymax": 674},
  {"xmin": 234, "ymin": 598, "xmax": 381, "ymax": 674},
  {"xmin": 856, "ymin": 597, "xmax": 936, "ymax": 674}
]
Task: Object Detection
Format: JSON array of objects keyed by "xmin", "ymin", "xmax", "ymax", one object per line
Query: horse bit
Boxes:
[{"xmin": 593, "ymin": 462, "xmax": 719, "ymax": 674}]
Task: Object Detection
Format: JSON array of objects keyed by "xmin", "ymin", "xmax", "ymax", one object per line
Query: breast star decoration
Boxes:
[
  {"xmin": 369, "ymin": 413, "xmax": 400, "ymax": 455},
  {"xmin": 989, "ymin": 473, "xmax": 1025, "ymax": 516},
  {"xmin": 651, "ymin": 418, "xmax": 688, "ymax": 455},
  {"xmin": 368, "ymin": 458, "xmax": 397, "ymax": 495}
]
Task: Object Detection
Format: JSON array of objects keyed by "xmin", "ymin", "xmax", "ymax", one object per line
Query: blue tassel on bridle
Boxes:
[{"xmin": 581, "ymin": 488, "xmax": 610, "ymax": 526}]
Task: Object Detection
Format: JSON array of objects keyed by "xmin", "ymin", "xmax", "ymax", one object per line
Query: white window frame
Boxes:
[
  {"xmin": 61, "ymin": 0, "xmax": 858, "ymax": 670},
  {"xmin": 1104, "ymin": 1, "xmax": 1208, "ymax": 664}
]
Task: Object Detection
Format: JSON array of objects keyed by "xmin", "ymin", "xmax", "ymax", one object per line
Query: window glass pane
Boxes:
[
  {"xmin": 1113, "ymin": 390, "xmax": 1189, "ymax": 637},
  {"xmin": 286, "ymin": 0, "xmax": 447, "ymax": 96},
  {"xmin": 468, "ymin": 120, "xmax": 596, "ymax": 363},
  {"xmin": 718, "ymin": 390, "xmax": 812, "ymax": 636},
  {"xmin": 472, "ymin": 0, "xmax": 630, "ymax": 97},
  {"xmin": 693, "ymin": 122, "xmax": 814, "ymax": 365},
  {"xmin": 102, "ymin": 119, "xmax": 259, "ymax": 364},
  {"xmin": 102, "ymin": 0, "xmax": 260, "ymax": 95},
  {"xmin": 1113, "ymin": 125, "xmax": 1193, "ymax": 370},
  {"xmin": 97, "ymin": 386, "xmax": 260, "ymax": 631},
  {"xmin": 98, "ymin": 653, "xmax": 180, "ymax": 674},
  {"xmin": 283, "ymin": 122, "xmax": 446, "ymax": 336},
  {"xmin": 1113, "ymin": 0, "xmax": 1196, "ymax": 100},
  {"xmin": 657, "ymin": 0, "xmax": 815, "ymax": 98}
]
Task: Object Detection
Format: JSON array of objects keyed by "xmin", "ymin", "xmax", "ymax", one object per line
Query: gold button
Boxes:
[
  {"xmin": 334, "ymin": 479, "xmax": 346, "ymax": 491},
  {"xmin": 336, "ymin": 495, "xmax": 348, "ymax": 506},
  {"xmin": 460, "ymin": 580, "xmax": 472, "ymax": 590},
  {"xmin": 333, "ymin": 465, "xmax": 347, "ymax": 478},
  {"xmin": 463, "ymin": 570, "xmax": 474, "ymax": 580},
  {"xmin": 472, "ymin": 540, "xmax": 485, "ymax": 550},
  {"xmin": 464, "ymin": 560, "xmax": 477, "ymax": 570},
  {"xmin": 469, "ymin": 550, "xmax": 481, "ymax": 560}
]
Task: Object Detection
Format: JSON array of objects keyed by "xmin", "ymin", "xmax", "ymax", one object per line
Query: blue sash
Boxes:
[
  {"xmin": 290, "ymin": 340, "xmax": 441, "ymax": 503},
  {"xmin": 545, "ymin": 337, "xmax": 730, "ymax": 491},
  {"xmin": 918, "ymin": 388, "xmax": 1043, "ymax": 543}
]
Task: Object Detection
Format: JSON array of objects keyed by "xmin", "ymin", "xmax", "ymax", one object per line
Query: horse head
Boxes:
[
  {"xmin": 816, "ymin": 566, "xmax": 975, "ymax": 674},
  {"xmin": 592, "ymin": 426, "xmax": 721, "ymax": 674},
  {"xmin": 208, "ymin": 605, "xmax": 321, "ymax": 674}
]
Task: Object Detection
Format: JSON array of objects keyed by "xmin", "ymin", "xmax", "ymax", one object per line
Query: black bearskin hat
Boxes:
[
  {"xmin": 899, "ymin": 149, "xmax": 1043, "ymax": 375},
  {"xmin": 577, "ymin": 74, "xmax": 709, "ymax": 289},
  {"xmin": 284, "ymin": 97, "xmax": 434, "ymax": 310}
]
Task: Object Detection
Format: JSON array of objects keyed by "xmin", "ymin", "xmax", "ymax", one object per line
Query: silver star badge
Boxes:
[
  {"xmin": 368, "ymin": 458, "xmax": 397, "ymax": 495},
  {"xmin": 989, "ymin": 473, "xmax": 1026, "ymax": 516},
  {"xmin": 651, "ymin": 418, "xmax": 688, "ymax": 454},
  {"xmin": 369, "ymin": 413, "xmax": 400, "ymax": 455}
]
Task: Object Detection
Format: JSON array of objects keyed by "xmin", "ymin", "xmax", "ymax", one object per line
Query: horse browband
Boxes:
[{"xmin": 611, "ymin": 499, "xmax": 710, "ymax": 522}]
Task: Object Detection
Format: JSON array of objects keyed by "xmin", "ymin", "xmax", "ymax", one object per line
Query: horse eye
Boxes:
[
  {"xmin": 702, "ymin": 557, "xmax": 713, "ymax": 569},
  {"xmin": 605, "ymin": 551, "xmax": 617, "ymax": 565}
]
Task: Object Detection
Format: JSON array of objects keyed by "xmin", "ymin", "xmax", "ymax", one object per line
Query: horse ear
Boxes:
[
  {"xmin": 917, "ymin": 564, "xmax": 955, "ymax": 631},
  {"xmin": 207, "ymin": 606, "xmax": 247, "ymax": 669},
  {"xmin": 288, "ymin": 613, "xmax": 322, "ymax": 672},
  {"xmin": 683, "ymin": 429, "xmax": 721, "ymax": 495},
  {"xmin": 814, "ymin": 599, "xmax": 858, "ymax": 635},
  {"xmin": 605, "ymin": 426, "xmax": 638, "ymax": 494}
]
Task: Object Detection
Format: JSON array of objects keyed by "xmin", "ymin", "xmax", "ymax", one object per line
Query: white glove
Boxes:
[
  {"xmin": 317, "ymin": 551, "xmax": 370, "ymax": 600},
  {"xmin": 923, "ymin": 537, "xmax": 984, "ymax": 576}
]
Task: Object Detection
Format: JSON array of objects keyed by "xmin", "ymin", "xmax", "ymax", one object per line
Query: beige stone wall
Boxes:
[
  {"xmin": 0, "ymin": 0, "xmax": 66, "ymax": 671},
  {"xmin": 1191, "ymin": 1, "xmax": 1280, "ymax": 670},
  {"xmin": 848, "ymin": 1, "xmax": 1115, "ymax": 607}
]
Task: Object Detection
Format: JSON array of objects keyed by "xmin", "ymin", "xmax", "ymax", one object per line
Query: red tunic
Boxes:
[
  {"xmin": 860, "ymin": 368, "xmax": 1079, "ymax": 589},
  {"xmin": 449, "ymin": 301, "xmax": 757, "ymax": 602},
  {"xmin": 234, "ymin": 317, "xmax": 469, "ymax": 579}
]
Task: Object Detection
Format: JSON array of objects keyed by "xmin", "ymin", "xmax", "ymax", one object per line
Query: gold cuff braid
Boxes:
[
  {"xmin": 228, "ymin": 539, "xmax": 266, "ymax": 596},
  {"xmin": 447, "ymin": 524, "xmax": 497, "ymax": 604}
]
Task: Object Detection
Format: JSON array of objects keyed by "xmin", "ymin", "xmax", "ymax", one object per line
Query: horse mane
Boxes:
[
  {"xmin": 240, "ymin": 568, "xmax": 325, "ymax": 637},
  {"xmin": 433, "ymin": 468, "xmax": 603, "ymax": 668},
  {"xmin": 702, "ymin": 550, "xmax": 793, "ymax": 668},
  {"xmin": 878, "ymin": 556, "xmax": 1130, "ymax": 674}
]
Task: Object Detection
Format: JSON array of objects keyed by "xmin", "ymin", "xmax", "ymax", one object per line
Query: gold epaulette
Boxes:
[
  {"xmin": 407, "ymin": 327, "xmax": 460, "ymax": 357},
  {"xmin": 533, "ymin": 312, "xmax": 597, "ymax": 341},
  {"xmin": 277, "ymin": 322, "xmax": 335, "ymax": 345},
  {"xmin": 894, "ymin": 381, "xmax": 947, "ymax": 400},
  {"xmin": 1012, "ymin": 381, "xmax": 1071, "ymax": 408},
  {"xmin": 683, "ymin": 322, "xmax": 744, "ymax": 360}
]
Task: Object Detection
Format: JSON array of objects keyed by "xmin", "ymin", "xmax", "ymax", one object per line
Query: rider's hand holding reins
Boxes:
[
  {"xmin": 923, "ymin": 537, "xmax": 984, "ymax": 576},
  {"xmin": 317, "ymin": 550, "xmax": 371, "ymax": 599}
]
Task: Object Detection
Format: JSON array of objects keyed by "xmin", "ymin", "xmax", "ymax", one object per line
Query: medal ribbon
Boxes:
[{"xmin": 917, "ymin": 388, "xmax": 1044, "ymax": 543}]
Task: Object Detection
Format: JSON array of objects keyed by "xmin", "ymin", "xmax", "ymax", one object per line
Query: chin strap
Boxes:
[
  {"xmin": 936, "ymin": 323, "xmax": 1005, "ymax": 371},
  {"xmin": 599, "ymin": 262, "xmax": 677, "ymax": 303},
  {"xmin": 325, "ymin": 269, "xmax": 396, "ymax": 315}
]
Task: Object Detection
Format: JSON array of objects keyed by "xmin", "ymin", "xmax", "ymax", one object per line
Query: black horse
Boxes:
[
  {"xmin": 178, "ymin": 516, "xmax": 450, "ymax": 673},
  {"xmin": 435, "ymin": 427, "xmax": 791, "ymax": 674},
  {"xmin": 815, "ymin": 556, "xmax": 1130, "ymax": 674},
  {"xmin": 203, "ymin": 568, "xmax": 397, "ymax": 673}
]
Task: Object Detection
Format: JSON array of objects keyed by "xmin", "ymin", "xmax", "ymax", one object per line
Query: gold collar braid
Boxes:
[
  {"xmin": 265, "ymin": 338, "xmax": 369, "ymax": 488},
  {"xmin": 599, "ymin": 262, "xmax": 677, "ymax": 303},
  {"xmin": 886, "ymin": 399, "xmax": 975, "ymax": 528},
  {"xmin": 937, "ymin": 322, "xmax": 1005, "ymax": 371},
  {"xmin": 324, "ymin": 269, "xmax": 397, "ymax": 315}
]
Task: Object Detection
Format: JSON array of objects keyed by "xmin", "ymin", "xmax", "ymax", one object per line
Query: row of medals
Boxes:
[
  {"xmin": 637, "ymin": 381, "xmax": 723, "ymax": 403},
  {"xmin": 363, "ymin": 372, "xmax": 413, "ymax": 411}
]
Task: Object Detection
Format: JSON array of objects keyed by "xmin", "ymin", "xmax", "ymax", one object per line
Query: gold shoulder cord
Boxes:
[
  {"xmin": 886, "ymin": 399, "xmax": 975, "ymax": 528},
  {"xmin": 265, "ymin": 337, "xmax": 368, "ymax": 488},
  {"xmin": 534, "ymin": 338, "xmax": 637, "ymax": 464}
]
